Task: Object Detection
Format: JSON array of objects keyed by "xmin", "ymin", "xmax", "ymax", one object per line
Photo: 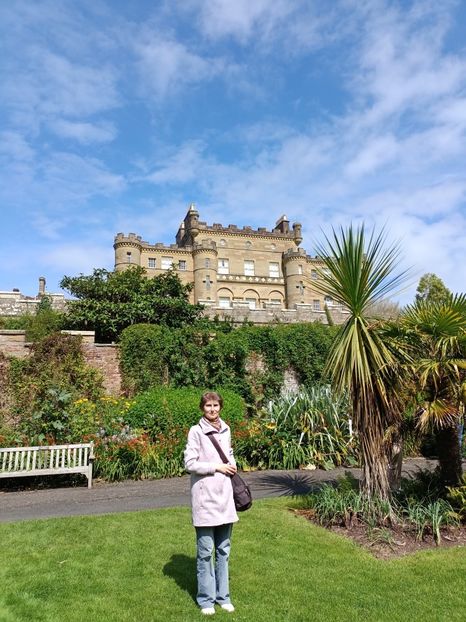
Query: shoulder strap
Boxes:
[{"xmin": 206, "ymin": 432, "xmax": 229, "ymax": 464}]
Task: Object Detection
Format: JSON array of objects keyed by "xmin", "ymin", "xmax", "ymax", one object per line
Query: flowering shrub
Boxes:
[
  {"xmin": 94, "ymin": 428, "xmax": 187, "ymax": 481},
  {"xmin": 68, "ymin": 395, "xmax": 136, "ymax": 440}
]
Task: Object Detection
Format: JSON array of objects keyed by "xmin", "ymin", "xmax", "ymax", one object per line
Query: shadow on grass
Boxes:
[{"xmin": 163, "ymin": 554, "xmax": 197, "ymax": 603}]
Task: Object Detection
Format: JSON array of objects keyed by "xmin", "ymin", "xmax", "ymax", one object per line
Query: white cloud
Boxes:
[
  {"xmin": 0, "ymin": 131, "xmax": 35, "ymax": 161},
  {"xmin": 354, "ymin": 3, "xmax": 466, "ymax": 125},
  {"xmin": 49, "ymin": 120, "xmax": 117, "ymax": 144},
  {"xmin": 134, "ymin": 37, "xmax": 223, "ymax": 100},
  {"xmin": 144, "ymin": 141, "xmax": 206, "ymax": 184},
  {"xmin": 189, "ymin": 0, "xmax": 331, "ymax": 53}
]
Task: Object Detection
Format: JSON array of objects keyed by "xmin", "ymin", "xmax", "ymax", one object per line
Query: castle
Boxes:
[{"xmin": 114, "ymin": 205, "xmax": 348, "ymax": 324}]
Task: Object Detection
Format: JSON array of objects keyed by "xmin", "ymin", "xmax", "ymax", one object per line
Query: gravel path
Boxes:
[{"xmin": 0, "ymin": 458, "xmax": 440, "ymax": 523}]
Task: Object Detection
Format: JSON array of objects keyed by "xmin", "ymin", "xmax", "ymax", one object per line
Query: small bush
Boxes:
[{"xmin": 125, "ymin": 386, "xmax": 246, "ymax": 437}]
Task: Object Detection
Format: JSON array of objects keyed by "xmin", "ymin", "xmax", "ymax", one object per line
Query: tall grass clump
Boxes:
[{"xmin": 234, "ymin": 385, "xmax": 358, "ymax": 471}]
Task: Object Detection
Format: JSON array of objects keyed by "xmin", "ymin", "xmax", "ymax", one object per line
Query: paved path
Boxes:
[{"xmin": 0, "ymin": 458, "xmax": 440, "ymax": 523}]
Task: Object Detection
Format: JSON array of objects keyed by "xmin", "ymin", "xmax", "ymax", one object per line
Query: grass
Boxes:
[{"xmin": 0, "ymin": 498, "xmax": 465, "ymax": 622}]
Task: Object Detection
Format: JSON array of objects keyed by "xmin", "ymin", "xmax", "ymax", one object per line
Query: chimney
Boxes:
[
  {"xmin": 274, "ymin": 215, "xmax": 290, "ymax": 234},
  {"xmin": 38, "ymin": 276, "xmax": 46, "ymax": 296}
]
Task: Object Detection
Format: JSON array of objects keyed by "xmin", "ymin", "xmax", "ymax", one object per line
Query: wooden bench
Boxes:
[{"xmin": 0, "ymin": 443, "xmax": 94, "ymax": 488}]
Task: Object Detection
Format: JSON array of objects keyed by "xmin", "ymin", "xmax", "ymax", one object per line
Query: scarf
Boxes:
[{"xmin": 202, "ymin": 415, "xmax": 222, "ymax": 432}]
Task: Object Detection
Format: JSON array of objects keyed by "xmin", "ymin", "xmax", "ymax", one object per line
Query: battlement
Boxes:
[{"xmin": 283, "ymin": 248, "xmax": 309, "ymax": 261}]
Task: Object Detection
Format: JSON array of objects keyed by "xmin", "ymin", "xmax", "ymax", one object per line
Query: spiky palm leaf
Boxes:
[
  {"xmin": 399, "ymin": 294, "xmax": 466, "ymax": 486},
  {"xmin": 313, "ymin": 225, "xmax": 410, "ymax": 500},
  {"xmin": 401, "ymin": 294, "xmax": 466, "ymax": 428}
]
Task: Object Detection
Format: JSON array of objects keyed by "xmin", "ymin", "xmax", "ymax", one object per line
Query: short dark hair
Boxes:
[{"xmin": 199, "ymin": 391, "xmax": 223, "ymax": 410}]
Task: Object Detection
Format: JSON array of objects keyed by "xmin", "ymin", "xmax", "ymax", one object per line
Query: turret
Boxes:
[
  {"xmin": 192, "ymin": 239, "xmax": 218, "ymax": 303},
  {"xmin": 114, "ymin": 233, "xmax": 142, "ymax": 271},
  {"xmin": 292, "ymin": 222, "xmax": 303, "ymax": 246},
  {"xmin": 283, "ymin": 248, "xmax": 307, "ymax": 307}
]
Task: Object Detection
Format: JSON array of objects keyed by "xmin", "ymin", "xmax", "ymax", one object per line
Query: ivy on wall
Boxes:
[{"xmin": 119, "ymin": 322, "xmax": 338, "ymax": 406}]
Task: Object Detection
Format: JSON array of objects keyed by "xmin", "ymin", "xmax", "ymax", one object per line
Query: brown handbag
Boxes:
[{"xmin": 207, "ymin": 432, "xmax": 253, "ymax": 512}]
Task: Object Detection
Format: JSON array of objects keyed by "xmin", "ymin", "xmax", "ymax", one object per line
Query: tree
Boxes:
[
  {"xmin": 415, "ymin": 273, "xmax": 451, "ymax": 305},
  {"xmin": 313, "ymin": 225, "xmax": 409, "ymax": 501},
  {"xmin": 60, "ymin": 266, "xmax": 202, "ymax": 342},
  {"xmin": 400, "ymin": 294, "xmax": 466, "ymax": 486}
]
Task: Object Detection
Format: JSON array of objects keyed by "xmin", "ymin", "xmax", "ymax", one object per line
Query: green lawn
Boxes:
[{"xmin": 0, "ymin": 498, "xmax": 464, "ymax": 622}]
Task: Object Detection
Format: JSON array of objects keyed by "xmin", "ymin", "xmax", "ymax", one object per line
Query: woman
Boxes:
[{"xmin": 184, "ymin": 391, "xmax": 238, "ymax": 615}]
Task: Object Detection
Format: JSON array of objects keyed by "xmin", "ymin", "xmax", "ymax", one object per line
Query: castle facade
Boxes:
[{"xmin": 114, "ymin": 205, "xmax": 347, "ymax": 324}]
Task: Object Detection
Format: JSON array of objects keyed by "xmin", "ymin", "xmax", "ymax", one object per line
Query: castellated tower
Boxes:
[
  {"xmin": 283, "ymin": 247, "xmax": 308, "ymax": 308},
  {"xmin": 114, "ymin": 233, "xmax": 142, "ymax": 269},
  {"xmin": 193, "ymin": 239, "xmax": 218, "ymax": 304}
]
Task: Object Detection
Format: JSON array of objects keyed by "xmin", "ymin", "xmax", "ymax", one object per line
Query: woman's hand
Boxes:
[{"xmin": 216, "ymin": 463, "xmax": 237, "ymax": 475}]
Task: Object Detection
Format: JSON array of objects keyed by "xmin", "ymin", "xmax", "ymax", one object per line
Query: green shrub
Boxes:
[
  {"xmin": 295, "ymin": 474, "xmax": 460, "ymax": 544},
  {"xmin": 234, "ymin": 386, "xmax": 357, "ymax": 471},
  {"xmin": 119, "ymin": 322, "xmax": 337, "ymax": 404},
  {"xmin": 124, "ymin": 386, "xmax": 246, "ymax": 437},
  {"xmin": 94, "ymin": 430, "xmax": 186, "ymax": 481},
  {"xmin": 7, "ymin": 333, "xmax": 104, "ymax": 443},
  {"xmin": 447, "ymin": 474, "xmax": 466, "ymax": 519},
  {"xmin": 0, "ymin": 315, "xmax": 30, "ymax": 330}
]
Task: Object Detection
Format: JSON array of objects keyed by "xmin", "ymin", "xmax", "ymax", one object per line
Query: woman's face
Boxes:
[{"xmin": 202, "ymin": 400, "xmax": 221, "ymax": 421}]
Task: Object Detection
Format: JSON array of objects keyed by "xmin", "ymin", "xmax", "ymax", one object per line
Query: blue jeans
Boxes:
[{"xmin": 195, "ymin": 524, "xmax": 232, "ymax": 608}]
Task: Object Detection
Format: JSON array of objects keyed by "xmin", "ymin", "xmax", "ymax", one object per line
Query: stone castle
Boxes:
[{"xmin": 114, "ymin": 204, "xmax": 348, "ymax": 324}]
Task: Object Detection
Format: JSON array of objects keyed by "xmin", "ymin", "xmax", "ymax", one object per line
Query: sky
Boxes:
[{"xmin": 1, "ymin": 0, "xmax": 465, "ymax": 303}]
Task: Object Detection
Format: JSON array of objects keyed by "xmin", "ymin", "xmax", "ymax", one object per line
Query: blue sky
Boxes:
[{"xmin": 1, "ymin": 0, "xmax": 465, "ymax": 302}]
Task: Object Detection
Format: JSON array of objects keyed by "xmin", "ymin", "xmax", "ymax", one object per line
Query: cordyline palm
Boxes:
[
  {"xmin": 313, "ymin": 224, "xmax": 409, "ymax": 501},
  {"xmin": 400, "ymin": 294, "xmax": 466, "ymax": 486}
]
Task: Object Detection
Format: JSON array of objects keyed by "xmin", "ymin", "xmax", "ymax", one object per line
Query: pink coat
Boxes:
[{"xmin": 184, "ymin": 417, "xmax": 239, "ymax": 527}]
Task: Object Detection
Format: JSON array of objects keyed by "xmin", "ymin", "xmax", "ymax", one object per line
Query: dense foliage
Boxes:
[
  {"xmin": 60, "ymin": 266, "xmax": 202, "ymax": 342},
  {"xmin": 415, "ymin": 273, "xmax": 451, "ymax": 305},
  {"xmin": 5, "ymin": 333, "xmax": 103, "ymax": 444},
  {"xmin": 119, "ymin": 322, "xmax": 338, "ymax": 404}
]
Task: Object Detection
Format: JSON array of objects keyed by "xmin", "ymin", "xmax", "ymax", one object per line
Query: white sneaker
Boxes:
[
  {"xmin": 220, "ymin": 604, "xmax": 235, "ymax": 613},
  {"xmin": 201, "ymin": 607, "xmax": 216, "ymax": 615}
]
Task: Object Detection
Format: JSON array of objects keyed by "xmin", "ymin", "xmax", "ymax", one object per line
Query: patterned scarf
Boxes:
[{"xmin": 203, "ymin": 416, "xmax": 222, "ymax": 431}]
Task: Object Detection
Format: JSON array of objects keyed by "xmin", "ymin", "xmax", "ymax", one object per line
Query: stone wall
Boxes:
[
  {"xmin": 0, "ymin": 291, "xmax": 66, "ymax": 316},
  {"xmin": 81, "ymin": 343, "xmax": 121, "ymax": 395},
  {"xmin": 202, "ymin": 304, "xmax": 348, "ymax": 326},
  {"xmin": 0, "ymin": 330, "xmax": 121, "ymax": 396}
]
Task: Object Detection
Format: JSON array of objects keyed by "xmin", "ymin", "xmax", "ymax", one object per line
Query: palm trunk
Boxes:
[
  {"xmin": 388, "ymin": 436, "xmax": 403, "ymax": 491},
  {"xmin": 355, "ymin": 400, "xmax": 392, "ymax": 501},
  {"xmin": 436, "ymin": 424, "xmax": 462, "ymax": 487}
]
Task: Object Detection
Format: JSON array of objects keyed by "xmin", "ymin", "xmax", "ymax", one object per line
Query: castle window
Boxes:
[
  {"xmin": 298, "ymin": 265, "xmax": 303, "ymax": 275},
  {"xmin": 219, "ymin": 296, "xmax": 231, "ymax": 308},
  {"xmin": 245, "ymin": 241, "xmax": 252, "ymax": 249},
  {"xmin": 126, "ymin": 251, "xmax": 132, "ymax": 263},
  {"xmin": 311, "ymin": 270, "xmax": 318, "ymax": 280},
  {"xmin": 161, "ymin": 257, "xmax": 173, "ymax": 270},
  {"xmin": 271, "ymin": 298, "xmax": 281, "ymax": 306},
  {"xmin": 245, "ymin": 298, "xmax": 256, "ymax": 310},
  {"xmin": 148, "ymin": 257, "xmax": 156, "ymax": 268},
  {"xmin": 219, "ymin": 239, "xmax": 226, "ymax": 247},
  {"xmin": 313, "ymin": 299, "xmax": 321, "ymax": 311},
  {"xmin": 244, "ymin": 260, "xmax": 255, "ymax": 276},
  {"xmin": 218, "ymin": 258, "xmax": 229, "ymax": 274},
  {"xmin": 205, "ymin": 275, "xmax": 211, "ymax": 290},
  {"xmin": 324, "ymin": 296, "xmax": 334, "ymax": 308},
  {"xmin": 178, "ymin": 260, "xmax": 186, "ymax": 271},
  {"xmin": 269, "ymin": 262, "xmax": 279, "ymax": 278},
  {"xmin": 205, "ymin": 258, "xmax": 210, "ymax": 268}
]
